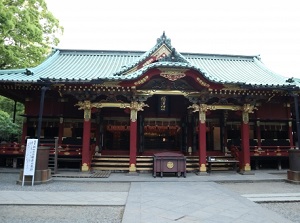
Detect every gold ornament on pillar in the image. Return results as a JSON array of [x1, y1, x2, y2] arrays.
[[242, 112, 249, 124], [75, 100, 92, 121], [125, 101, 149, 122], [242, 104, 256, 124], [188, 104, 211, 123]]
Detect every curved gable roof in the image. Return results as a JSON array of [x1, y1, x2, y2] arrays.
[[0, 33, 295, 89]]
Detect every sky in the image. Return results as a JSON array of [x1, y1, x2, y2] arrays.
[[46, 0, 300, 78]]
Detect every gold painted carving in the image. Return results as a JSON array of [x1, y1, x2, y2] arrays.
[[125, 101, 149, 122], [160, 96, 166, 111], [188, 104, 211, 113], [199, 112, 206, 123], [127, 101, 149, 111], [242, 104, 256, 113], [188, 104, 209, 123], [134, 76, 149, 86], [76, 100, 92, 110], [76, 100, 92, 121], [242, 112, 249, 124], [242, 104, 256, 124], [196, 77, 210, 88], [160, 68, 186, 81], [160, 73, 186, 81], [188, 104, 254, 114]]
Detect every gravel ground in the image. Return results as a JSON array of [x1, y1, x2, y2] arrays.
[[0, 206, 123, 223], [0, 173, 128, 223], [260, 202, 300, 223], [220, 181, 300, 222]]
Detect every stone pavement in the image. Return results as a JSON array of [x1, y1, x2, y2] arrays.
[[122, 181, 292, 223], [0, 169, 297, 223]]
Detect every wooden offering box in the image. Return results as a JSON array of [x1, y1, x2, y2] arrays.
[[153, 152, 186, 178]]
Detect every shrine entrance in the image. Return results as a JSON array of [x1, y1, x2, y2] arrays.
[[143, 118, 182, 151]]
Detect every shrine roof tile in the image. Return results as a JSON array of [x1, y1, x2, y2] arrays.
[[0, 34, 295, 89]]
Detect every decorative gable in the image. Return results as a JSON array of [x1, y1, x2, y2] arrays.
[[114, 32, 190, 77]]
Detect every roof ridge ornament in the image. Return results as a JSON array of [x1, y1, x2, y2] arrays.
[[24, 69, 33, 76], [157, 31, 171, 45]]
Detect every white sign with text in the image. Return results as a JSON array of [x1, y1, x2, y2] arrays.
[[23, 139, 38, 176]]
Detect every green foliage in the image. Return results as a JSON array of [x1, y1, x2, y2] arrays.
[[0, 95, 24, 127], [0, 110, 21, 141], [0, 96, 24, 141], [0, 0, 63, 69]]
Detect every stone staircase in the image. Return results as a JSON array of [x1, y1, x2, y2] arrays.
[[91, 154, 200, 172]]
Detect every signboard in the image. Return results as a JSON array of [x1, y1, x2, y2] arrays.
[[22, 139, 38, 186]]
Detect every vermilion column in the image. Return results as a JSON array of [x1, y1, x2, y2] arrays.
[[128, 101, 148, 172], [198, 104, 208, 173], [81, 101, 92, 172], [129, 114, 138, 172], [241, 106, 251, 172]]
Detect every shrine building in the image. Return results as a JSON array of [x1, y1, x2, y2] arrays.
[[0, 33, 299, 174]]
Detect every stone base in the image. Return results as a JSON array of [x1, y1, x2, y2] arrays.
[[17, 169, 52, 185], [238, 170, 255, 175], [125, 172, 139, 176], [287, 170, 300, 184], [197, 171, 209, 176]]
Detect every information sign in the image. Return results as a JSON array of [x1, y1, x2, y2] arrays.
[[22, 139, 38, 186]]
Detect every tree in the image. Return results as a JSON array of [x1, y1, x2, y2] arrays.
[[0, 96, 24, 127], [0, 0, 63, 69], [0, 110, 21, 141]]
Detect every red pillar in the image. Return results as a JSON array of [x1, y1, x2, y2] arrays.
[[81, 105, 92, 171], [129, 109, 138, 172], [198, 106, 207, 173], [199, 119, 207, 172], [129, 118, 137, 171], [241, 111, 251, 172]]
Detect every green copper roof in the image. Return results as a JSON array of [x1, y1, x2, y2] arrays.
[[0, 33, 295, 88]]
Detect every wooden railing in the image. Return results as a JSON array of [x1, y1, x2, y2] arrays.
[[250, 145, 295, 157], [0, 143, 24, 155]]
